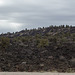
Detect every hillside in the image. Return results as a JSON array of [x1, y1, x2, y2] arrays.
[[0, 25, 75, 72]]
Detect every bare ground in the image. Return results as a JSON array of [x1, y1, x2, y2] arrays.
[[0, 72, 75, 75]]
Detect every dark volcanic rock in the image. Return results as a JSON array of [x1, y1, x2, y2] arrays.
[[0, 25, 75, 72]]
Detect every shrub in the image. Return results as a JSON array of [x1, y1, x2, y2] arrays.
[[49, 36, 57, 43], [0, 37, 10, 49], [37, 39, 49, 48]]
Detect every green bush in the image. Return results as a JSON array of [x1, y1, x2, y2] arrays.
[[0, 37, 10, 49], [49, 36, 57, 43], [37, 39, 49, 48]]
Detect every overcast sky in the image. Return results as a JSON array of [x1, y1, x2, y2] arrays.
[[0, 0, 75, 33]]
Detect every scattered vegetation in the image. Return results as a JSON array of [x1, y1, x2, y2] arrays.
[[0, 25, 75, 72], [0, 37, 10, 50]]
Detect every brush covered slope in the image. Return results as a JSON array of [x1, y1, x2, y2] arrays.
[[0, 25, 75, 72]]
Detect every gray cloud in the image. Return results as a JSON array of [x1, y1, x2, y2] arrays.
[[0, 0, 75, 33]]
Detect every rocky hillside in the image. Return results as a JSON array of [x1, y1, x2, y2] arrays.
[[0, 25, 75, 72]]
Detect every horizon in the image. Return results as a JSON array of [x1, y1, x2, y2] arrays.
[[0, 0, 75, 33], [0, 25, 75, 34]]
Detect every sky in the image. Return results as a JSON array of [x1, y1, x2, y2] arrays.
[[0, 0, 75, 33]]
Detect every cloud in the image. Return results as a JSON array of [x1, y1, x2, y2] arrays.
[[0, 0, 75, 33], [0, 20, 23, 33], [0, 0, 13, 6]]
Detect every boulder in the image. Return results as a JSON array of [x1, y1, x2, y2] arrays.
[[70, 58, 75, 67], [48, 56, 53, 59], [40, 64, 44, 67], [59, 56, 65, 61]]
